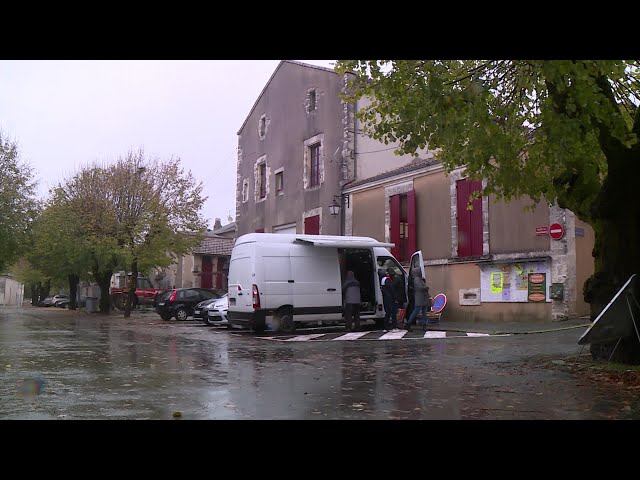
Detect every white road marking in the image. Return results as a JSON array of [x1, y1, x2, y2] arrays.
[[284, 334, 326, 342], [334, 332, 369, 341], [379, 330, 408, 340], [423, 331, 447, 338], [466, 332, 491, 337]]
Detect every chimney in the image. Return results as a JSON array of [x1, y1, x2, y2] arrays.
[[213, 218, 222, 230]]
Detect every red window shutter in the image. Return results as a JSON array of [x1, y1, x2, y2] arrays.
[[456, 180, 471, 257], [390, 194, 401, 259], [469, 180, 483, 256], [304, 215, 320, 235], [407, 189, 416, 259]]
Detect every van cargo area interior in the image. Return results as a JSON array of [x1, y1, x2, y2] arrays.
[[338, 248, 376, 314]]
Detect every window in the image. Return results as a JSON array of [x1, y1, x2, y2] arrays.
[[258, 162, 266, 199], [275, 171, 283, 195], [389, 190, 416, 262], [242, 178, 249, 203], [308, 89, 316, 111], [304, 215, 320, 235], [309, 144, 320, 187], [456, 179, 483, 257]]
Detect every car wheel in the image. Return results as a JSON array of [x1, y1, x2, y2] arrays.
[[175, 308, 188, 321], [226, 322, 233, 329], [203, 316, 214, 326], [276, 308, 295, 334], [160, 312, 172, 321]]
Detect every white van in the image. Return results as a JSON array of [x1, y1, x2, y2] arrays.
[[227, 233, 424, 333]]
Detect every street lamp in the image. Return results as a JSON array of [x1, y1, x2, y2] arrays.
[[329, 196, 341, 216]]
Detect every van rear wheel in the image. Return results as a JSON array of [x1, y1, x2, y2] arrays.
[[277, 309, 295, 334]]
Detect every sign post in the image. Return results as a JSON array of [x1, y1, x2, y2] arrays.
[[549, 223, 564, 240]]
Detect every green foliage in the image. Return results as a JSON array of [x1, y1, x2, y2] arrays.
[[336, 60, 639, 223], [0, 132, 38, 273], [40, 149, 208, 283]]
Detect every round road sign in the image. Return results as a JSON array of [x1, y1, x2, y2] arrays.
[[549, 223, 564, 240], [431, 293, 447, 313]]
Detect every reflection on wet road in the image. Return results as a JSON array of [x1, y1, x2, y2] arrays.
[[1, 306, 638, 419]]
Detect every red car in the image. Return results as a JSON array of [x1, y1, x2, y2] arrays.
[[111, 276, 165, 309]]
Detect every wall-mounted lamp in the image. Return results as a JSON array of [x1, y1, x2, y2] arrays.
[[329, 195, 349, 216], [329, 196, 341, 216]]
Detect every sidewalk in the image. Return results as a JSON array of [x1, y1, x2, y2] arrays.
[[424, 316, 591, 335]]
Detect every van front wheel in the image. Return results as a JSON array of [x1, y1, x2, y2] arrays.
[[277, 309, 295, 334]]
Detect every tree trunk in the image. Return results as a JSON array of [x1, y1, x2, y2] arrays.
[[37, 279, 51, 303], [94, 270, 113, 314], [68, 274, 79, 310], [585, 148, 640, 363], [30, 284, 37, 305], [124, 259, 138, 318]]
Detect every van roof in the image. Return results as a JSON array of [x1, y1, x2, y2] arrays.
[[235, 233, 394, 249]]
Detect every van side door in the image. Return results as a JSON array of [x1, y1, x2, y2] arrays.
[[289, 245, 342, 321]]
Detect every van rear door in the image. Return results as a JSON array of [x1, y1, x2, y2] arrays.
[[228, 246, 254, 312]]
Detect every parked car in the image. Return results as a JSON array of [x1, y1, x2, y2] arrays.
[[205, 294, 230, 327], [111, 276, 164, 310], [39, 294, 68, 307], [155, 288, 220, 321], [57, 298, 71, 308], [193, 295, 222, 321], [54, 295, 69, 307]]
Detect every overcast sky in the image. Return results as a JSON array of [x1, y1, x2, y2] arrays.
[[0, 60, 336, 229]]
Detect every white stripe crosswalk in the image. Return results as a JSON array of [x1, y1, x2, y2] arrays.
[[255, 330, 507, 342]]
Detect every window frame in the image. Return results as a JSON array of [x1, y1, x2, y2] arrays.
[[309, 143, 320, 188]]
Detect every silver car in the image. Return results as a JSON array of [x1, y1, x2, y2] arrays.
[[205, 294, 230, 327]]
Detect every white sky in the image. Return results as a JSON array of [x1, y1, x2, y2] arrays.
[[0, 60, 336, 229]]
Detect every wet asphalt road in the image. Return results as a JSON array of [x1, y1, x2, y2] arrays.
[[1, 306, 638, 420]]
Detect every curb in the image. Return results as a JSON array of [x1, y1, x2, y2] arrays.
[[424, 323, 591, 336]]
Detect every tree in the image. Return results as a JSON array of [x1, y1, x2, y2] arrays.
[[107, 150, 207, 317], [336, 60, 640, 362], [57, 165, 126, 314], [54, 151, 207, 316], [0, 132, 38, 273], [28, 190, 94, 310]]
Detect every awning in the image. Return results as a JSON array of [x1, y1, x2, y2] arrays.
[[294, 238, 395, 249]]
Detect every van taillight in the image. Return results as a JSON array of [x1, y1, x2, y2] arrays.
[[252, 284, 260, 310], [169, 290, 177, 302]]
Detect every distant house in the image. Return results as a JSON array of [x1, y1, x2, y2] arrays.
[[153, 218, 236, 292], [0, 274, 25, 306]]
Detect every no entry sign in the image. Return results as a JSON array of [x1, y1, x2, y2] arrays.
[[549, 223, 564, 240]]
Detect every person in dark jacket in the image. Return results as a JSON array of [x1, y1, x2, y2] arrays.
[[381, 268, 397, 331], [406, 270, 430, 332], [391, 268, 407, 326], [342, 270, 361, 332]]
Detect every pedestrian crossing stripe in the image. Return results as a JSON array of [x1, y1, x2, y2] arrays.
[[255, 330, 510, 342]]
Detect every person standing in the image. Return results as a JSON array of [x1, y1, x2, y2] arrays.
[[381, 269, 396, 332], [342, 270, 361, 332], [391, 268, 407, 328], [406, 270, 430, 332]]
